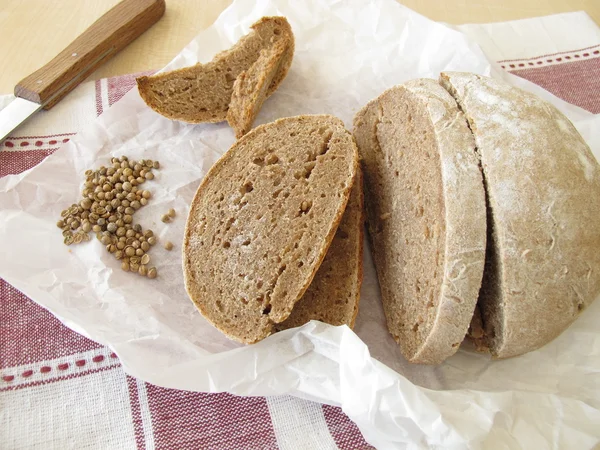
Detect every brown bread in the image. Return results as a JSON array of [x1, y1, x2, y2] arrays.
[[183, 115, 358, 344], [276, 167, 365, 331], [353, 79, 487, 364], [441, 72, 600, 359], [137, 16, 294, 127]]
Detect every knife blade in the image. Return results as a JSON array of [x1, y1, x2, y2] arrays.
[[0, 0, 165, 146]]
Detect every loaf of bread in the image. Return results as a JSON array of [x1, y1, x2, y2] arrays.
[[440, 72, 600, 359], [353, 79, 487, 364], [183, 115, 358, 343], [276, 167, 364, 331], [137, 16, 294, 134], [355, 73, 600, 363]]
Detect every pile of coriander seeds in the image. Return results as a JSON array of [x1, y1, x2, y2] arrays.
[[57, 156, 161, 279]]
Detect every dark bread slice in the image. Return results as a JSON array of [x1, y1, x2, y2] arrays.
[[353, 79, 487, 364], [227, 40, 289, 138], [137, 16, 294, 125], [183, 115, 358, 344], [276, 167, 364, 331], [441, 72, 600, 359]]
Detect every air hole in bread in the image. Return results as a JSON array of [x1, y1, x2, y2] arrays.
[[412, 323, 419, 332], [256, 280, 263, 289], [225, 73, 235, 84], [266, 154, 279, 165], [262, 304, 272, 315], [252, 157, 265, 166], [278, 264, 287, 275], [274, 28, 281, 35], [241, 181, 254, 194], [272, 188, 283, 198], [242, 238, 251, 246], [223, 241, 231, 249], [304, 162, 316, 179], [240, 297, 248, 304], [297, 261, 304, 268]]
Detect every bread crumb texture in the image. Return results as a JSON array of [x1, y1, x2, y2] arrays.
[[183, 115, 358, 344]]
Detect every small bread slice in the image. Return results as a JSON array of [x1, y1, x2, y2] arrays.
[[441, 72, 600, 359], [183, 115, 358, 344], [276, 167, 364, 331], [137, 16, 293, 125], [227, 40, 289, 138], [353, 79, 487, 364]]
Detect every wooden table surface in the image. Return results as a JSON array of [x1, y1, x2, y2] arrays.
[[1, 0, 598, 95]]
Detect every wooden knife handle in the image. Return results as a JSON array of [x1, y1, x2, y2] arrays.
[[14, 0, 165, 110]]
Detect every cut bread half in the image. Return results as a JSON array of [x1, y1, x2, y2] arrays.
[[441, 72, 600, 359], [137, 16, 294, 127], [276, 167, 365, 331], [183, 115, 358, 344], [353, 79, 487, 364]]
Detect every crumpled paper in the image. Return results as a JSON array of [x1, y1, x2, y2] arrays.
[[1, 0, 599, 447]]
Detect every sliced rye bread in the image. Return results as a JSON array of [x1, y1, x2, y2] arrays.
[[137, 16, 294, 125], [353, 79, 487, 364], [440, 72, 600, 359], [183, 115, 358, 344], [276, 167, 365, 331], [227, 40, 289, 138]]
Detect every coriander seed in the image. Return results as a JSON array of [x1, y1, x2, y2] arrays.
[[164, 241, 173, 251]]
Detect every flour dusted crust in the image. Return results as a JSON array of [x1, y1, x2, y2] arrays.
[[441, 72, 600, 359], [353, 79, 486, 364], [183, 115, 358, 344]]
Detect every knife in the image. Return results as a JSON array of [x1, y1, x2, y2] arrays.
[[0, 0, 166, 144]]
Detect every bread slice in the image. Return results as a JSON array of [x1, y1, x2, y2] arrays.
[[227, 40, 289, 138], [440, 72, 600, 359], [137, 16, 294, 125], [276, 167, 364, 331], [353, 79, 487, 364], [183, 115, 358, 344]]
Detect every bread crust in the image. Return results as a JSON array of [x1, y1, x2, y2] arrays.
[[441, 72, 600, 359]]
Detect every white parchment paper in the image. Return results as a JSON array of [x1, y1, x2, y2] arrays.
[[1, 0, 600, 447]]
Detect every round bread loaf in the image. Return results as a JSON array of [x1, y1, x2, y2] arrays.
[[441, 72, 600, 359]]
